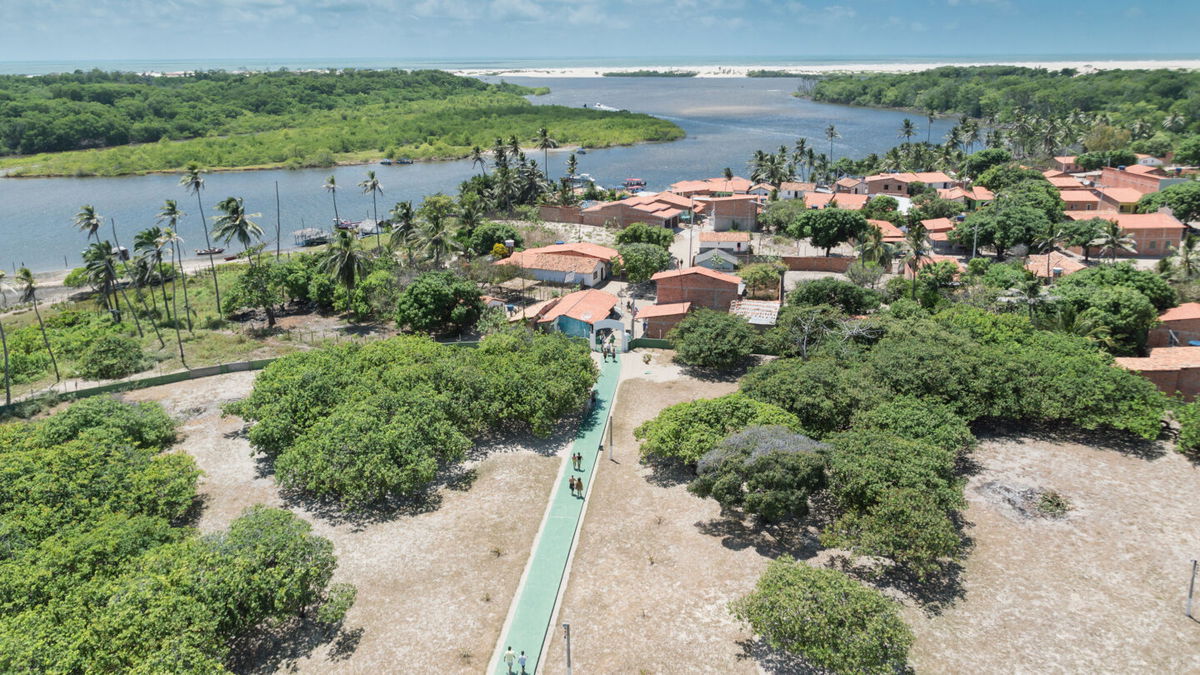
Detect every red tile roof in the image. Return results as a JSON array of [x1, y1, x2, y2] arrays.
[[1115, 347, 1200, 372], [700, 230, 752, 242], [651, 266, 742, 286], [1123, 165, 1166, 176], [868, 219, 905, 241], [1063, 212, 1185, 230], [1024, 252, 1087, 278], [537, 242, 620, 260], [1098, 187, 1146, 204], [1159, 303, 1200, 323], [920, 217, 956, 232], [637, 302, 691, 318], [866, 171, 955, 185], [779, 181, 816, 192], [1060, 190, 1102, 203], [804, 192, 870, 210], [538, 289, 619, 325], [1048, 176, 1084, 189], [668, 176, 754, 194], [503, 251, 603, 274]]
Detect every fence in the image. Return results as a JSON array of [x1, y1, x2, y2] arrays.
[[778, 256, 858, 273]]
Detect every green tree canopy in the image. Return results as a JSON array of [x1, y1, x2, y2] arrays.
[[634, 393, 801, 465], [789, 277, 881, 314], [614, 243, 671, 283], [614, 221, 674, 248], [668, 309, 757, 370], [394, 270, 484, 335], [1136, 181, 1200, 223], [789, 208, 869, 256]]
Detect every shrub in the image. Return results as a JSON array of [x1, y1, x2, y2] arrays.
[[77, 334, 148, 380], [822, 488, 963, 580], [850, 396, 974, 455], [1175, 401, 1200, 457], [634, 393, 801, 465], [669, 309, 756, 369], [690, 425, 828, 522], [37, 397, 176, 449], [789, 277, 881, 314], [742, 357, 885, 438], [731, 556, 913, 674], [468, 221, 523, 257], [826, 429, 962, 514], [394, 271, 484, 335], [614, 221, 673, 248], [614, 242, 671, 283]]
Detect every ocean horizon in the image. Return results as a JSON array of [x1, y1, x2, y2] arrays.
[[3, 53, 1200, 76]]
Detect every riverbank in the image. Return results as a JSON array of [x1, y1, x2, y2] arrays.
[[453, 58, 1200, 78]]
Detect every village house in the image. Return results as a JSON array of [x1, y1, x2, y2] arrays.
[[693, 248, 739, 272], [1063, 211, 1186, 257], [834, 177, 869, 194], [637, 302, 691, 339], [652, 266, 743, 311], [778, 181, 816, 200], [920, 217, 959, 251], [668, 176, 754, 197], [1098, 164, 1186, 195], [868, 218, 905, 243], [803, 192, 870, 210], [1053, 156, 1083, 173], [1059, 189, 1103, 212], [498, 242, 619, 287], [1115, 347, 1200, 400], [937, 185, 993, 210], [696, 194, 761, 231], [1136, 153, 1165, 167], [1148, 303, 1200, 348], [698, 230, 752, 254], [865, 171, 957, 196], [1024, 251, 1087, 281], [579, 192, 692, 228], [1095, 186, 1146, 213], [537, 288, 620, 339], [1047, 175, 1085, 190], [747, 183, 776, 198]]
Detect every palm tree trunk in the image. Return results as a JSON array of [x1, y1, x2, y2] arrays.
[[372, 192, 381, 250], [168, 249, 188, 369], [31, 297, 59, 382], [0, 318, 10, 406], [137, 280, 166, 349], [106, 222, 145, 338], [195, 193, 222, 319], [174, 242, 195, 335]]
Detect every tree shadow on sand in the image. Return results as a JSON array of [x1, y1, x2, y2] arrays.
[[695, 517, 823, 561], [226, 617, 363, 674], [734, 638, 835, 675], [972, 421, 1169, 461]]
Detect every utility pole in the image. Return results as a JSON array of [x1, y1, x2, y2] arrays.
[[275, 181, 282, 260], [1188, 559, 1197, 619], [562, 622, 573, 675]]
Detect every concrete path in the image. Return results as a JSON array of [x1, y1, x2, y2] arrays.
[[491, 355, 622, 674]]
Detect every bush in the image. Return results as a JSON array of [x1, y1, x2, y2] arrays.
[[789, 277, 880, 314], [1176, 401, 1200, 457], [822, 487, 963, 580], [77, 334, 148, 380], [614, 221, 673, 248], [731, 556, 913, 674], [468, 221, 523, 257], [63, 267, 90, 288], [614, 242, 671, 282], [37, 397, 176, 449], [742, 357, 885, 438], [850, 396, 974, 455], [826, 429, 962, 514], [689, 425, 827, 522], [394, 271, 483, 335], [669, 309, 756, 369], [634, 393, 801, 465]]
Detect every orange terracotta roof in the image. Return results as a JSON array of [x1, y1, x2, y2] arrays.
[[1098, 187, 1146, 204], [1123, 165, 1165, 176], [501, 251, 603, 274], [1055, 155, 1077, 164], [700, 230, 751, 242], [1043, 169, 1068, 178], [636, 302, 691, 318], [779, 181, 815, 192], [537, 242, 620, 260], [1160, 303, 1200, 322], [1115, 347, 1200, 372], [668, 176, 754, 194], [1048, 176, 1084, 189], [1024, 252, 1087, 278], [836, 177, 863, 187], [920, 217, 956, 232], [868, 219, 905, 241], [929, 231, 950, 242], [972, 186, 994, 201], [749, 183, 776, 193], [1060, 190, 1102, 203], [804, 192, 870, 210], [652, 266, 742, 286], [537, 289, 619, 325], [1063, 212, 1185, 230], [866, 171, 955, 184]]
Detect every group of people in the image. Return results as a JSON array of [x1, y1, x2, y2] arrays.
[[568, 451, 586, 497], [502, 646, 527, 674]]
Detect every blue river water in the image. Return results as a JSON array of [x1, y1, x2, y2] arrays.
[[0, 76, 959, 272]]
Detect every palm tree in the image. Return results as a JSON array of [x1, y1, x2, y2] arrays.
[[180, 163, 221, 317], [565, 153, 578, 181], [157, 229, 188, 368], [74, 204, 104, 243], [898, 118, 916, 144], [856, 224, 896, 268], [212, 197, 264, 261], [1168, 231, 1200, 281], [324, 174, 340, 226], [1035, 304, 1118, 351], [507, 135, 521, 162], [1003, 278, 1056, 321], [389, 201, 416, 261], [1163, 113, 1187, 133], [535, 127, 557, 180], [458, 196, 485, 236], [320, 229, 370, 296], [157, 200, 193, 334], [358, 170, 384, 249], [470, 145, 489, 176], [491, 137, 509, 170], [900, 223, 932, 299], [74, 205, 118, 319], [417, 220, 462, 266], [824, 124, 840, 168], [1091, 219, 1136, 262], [723, 167, 734, 183], [135, 227, 176, 344], [16, 268, 59, 382]]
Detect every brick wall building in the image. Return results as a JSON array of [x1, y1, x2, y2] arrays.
[[652, 267, 743, 311]]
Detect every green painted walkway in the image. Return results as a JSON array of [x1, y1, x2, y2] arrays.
[[493, 355, 621, 674]]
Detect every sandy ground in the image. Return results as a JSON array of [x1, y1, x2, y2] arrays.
[[540, 351, 1200, 674], [453, 60, 1200, 79], [121, 371, 571, 674]]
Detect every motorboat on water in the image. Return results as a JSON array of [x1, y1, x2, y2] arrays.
[[195, 247, 225, 256]]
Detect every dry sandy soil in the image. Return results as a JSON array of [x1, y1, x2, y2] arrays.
[[122, 371, 572, 674], [542, 350, 1200, 674]]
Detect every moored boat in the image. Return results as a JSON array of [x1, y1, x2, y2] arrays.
[[195, 247, 225, 256]]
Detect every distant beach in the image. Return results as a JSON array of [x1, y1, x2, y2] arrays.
[[452, 59, 1200, 79]]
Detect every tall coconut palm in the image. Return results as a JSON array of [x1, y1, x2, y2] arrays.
[[358, 170, 384, 249], [324, 174, 340, 226], [180, 162, 221, 316], [492, 137, 509, 171], [1163, 113, 1187, 133], [535, 127, 557, 180], [470, 146, 488, 176], [507, 135, 521, 163], [565, 153, 578, 181], [134, 227, 176, 342], [389, 201, 416, 261], [856, 224, 896, 268], [320, 229, 370, 296], [900, 223, 932, 300], [0, 271, 10, 405], [157, 200, 193, 334], [74, 205, 116, 318], [898, 118, 916, 144], [417, 220, 462, 266], [212, 197, 264, 261], [1091, 220, 1136, 262], [16, 268, 59, 382], [824, 124, 840, 170], [1168, 231, 1200, 281], [157, 229, 188, 368]]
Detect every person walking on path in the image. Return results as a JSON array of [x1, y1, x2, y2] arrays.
[[518, 650, 528, 674], [503, 646, 516, 674]]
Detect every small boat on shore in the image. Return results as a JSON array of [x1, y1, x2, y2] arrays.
[[195, 247, 224, 256], [395, 158, 414, 165], [379, 158, 393, 165]]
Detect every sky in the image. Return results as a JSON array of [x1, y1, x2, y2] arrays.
[[1, 0, 1197, 66]]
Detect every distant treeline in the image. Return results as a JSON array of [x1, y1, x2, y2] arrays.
[[746, 70, 801, 78], [602, 70, 698, 77], [809, 66, 1200, 128], [0, 68, 683, 176]]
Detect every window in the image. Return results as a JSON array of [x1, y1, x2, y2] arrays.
[[1149, 240, 1157, 250]]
